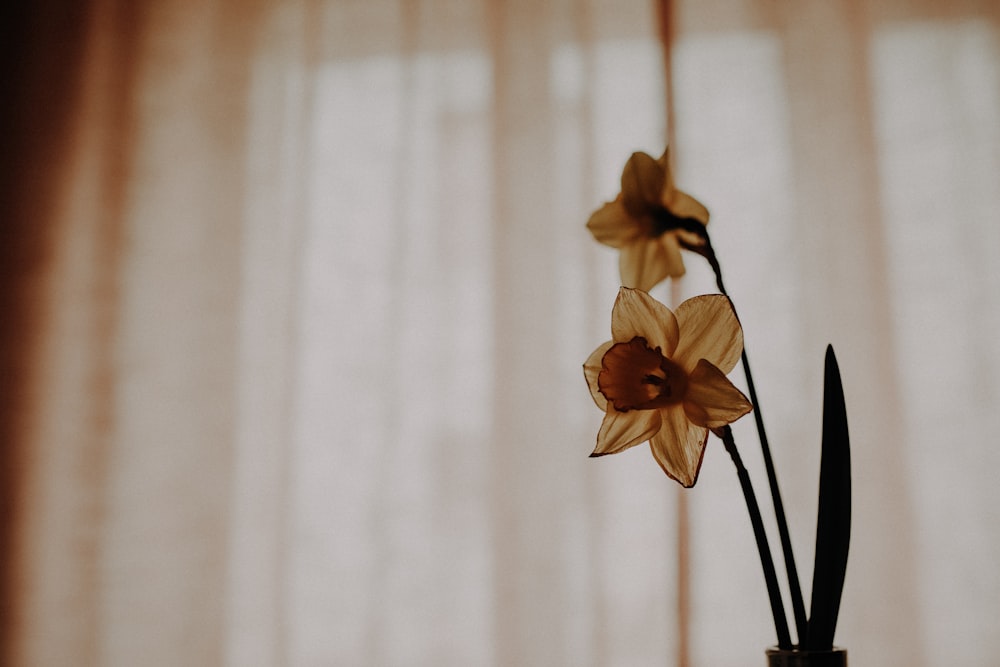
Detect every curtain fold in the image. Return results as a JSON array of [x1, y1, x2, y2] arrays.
[[673, 1, 1000, 664], [2, 1, 264, 664], [2, 1, 998, 666], [1, 3, 106, 663]]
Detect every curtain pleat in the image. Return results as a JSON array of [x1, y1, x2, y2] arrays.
[[673, 1, 1000, 664], [1, 3, 107, 664]]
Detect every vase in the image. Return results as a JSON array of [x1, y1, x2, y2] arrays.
[[766, 647, 847, 666]]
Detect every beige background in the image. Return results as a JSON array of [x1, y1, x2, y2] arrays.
[[3, 0, 998, 665]]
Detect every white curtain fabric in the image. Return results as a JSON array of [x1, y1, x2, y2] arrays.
[[6, 0, 999, 665]]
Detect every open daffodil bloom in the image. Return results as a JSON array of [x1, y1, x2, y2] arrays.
[[586, 149, 709, 291], [584, 288, 752, 486]]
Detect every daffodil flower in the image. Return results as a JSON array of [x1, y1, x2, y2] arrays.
[[587, 149, 709, 291], [583, 288, 752, 486]]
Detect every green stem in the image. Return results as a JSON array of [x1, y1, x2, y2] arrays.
[[737, 348, 808, 643], [676, 220, 808, 643], [717, 426, 792, 649]]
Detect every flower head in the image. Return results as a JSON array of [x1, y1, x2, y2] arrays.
[[587, 148, 709, 291], [583, 288, 752, 486]]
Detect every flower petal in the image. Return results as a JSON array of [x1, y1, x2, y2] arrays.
[[591, 407, 662, 457], [672, 294, 743, 373], [659, 234, 687, 278], [621, 152, 665, 217], [583, 341, 614, 410], [656, 148, 678, 197], [610, 287, 679, 356], [587, 197, 643, 249], [655, 147, 672, 171], [683, 359, 753, 428], [654, 147, 710, 226], [619, 239, 674, 292], [648, 405, 709, 487], [664, 189, 710, 224]]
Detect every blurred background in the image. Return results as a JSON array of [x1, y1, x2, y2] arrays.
[[2, 0, 998, 665]]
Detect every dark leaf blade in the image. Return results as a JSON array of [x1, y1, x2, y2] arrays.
[[806, 345, 852, 650]]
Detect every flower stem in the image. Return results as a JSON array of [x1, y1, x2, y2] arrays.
[[678, 221, 808, 643], [737, 349, 808, 643], [716, 425, 792, 649]]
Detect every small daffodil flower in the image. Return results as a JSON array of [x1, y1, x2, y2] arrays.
[[583, 288, 752, 486], [587, 148, 709, 291]]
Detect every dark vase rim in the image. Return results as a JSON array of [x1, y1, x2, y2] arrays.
[[766, 646, 847, 654], [765, 646, 847, 667]]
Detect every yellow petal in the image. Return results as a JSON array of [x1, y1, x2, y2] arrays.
[[683, 359, 753, 428], [665, 189, 710, 224], [619, 239, 675, 292], [621, 152, 665, 217], [591, 407, 662, 457], [672, 294, 743, 374], [587, 197, 643, 249], [654, 146, 710, 225], [659, 234, 687, 278], [583, 341, 614, 410], [656, 147, 678, 199], [655, 146, 672, 171], [648, 405, 709, 487], [610, 287, 679, 356]]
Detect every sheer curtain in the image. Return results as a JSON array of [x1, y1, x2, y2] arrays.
[[2, 1, 998, 666], [672, 3, 1000, 665]]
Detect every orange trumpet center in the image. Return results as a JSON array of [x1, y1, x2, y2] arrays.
[[598, 336, 688, 411]]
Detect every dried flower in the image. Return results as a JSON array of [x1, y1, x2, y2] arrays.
[[583, 288, 751, 486], [586, 149, 709, 291]]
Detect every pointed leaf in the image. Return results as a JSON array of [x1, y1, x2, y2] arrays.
[[806, 345, 852, 650]]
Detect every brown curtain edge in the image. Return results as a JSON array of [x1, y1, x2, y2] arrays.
[[0, 2, 95, 658]]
